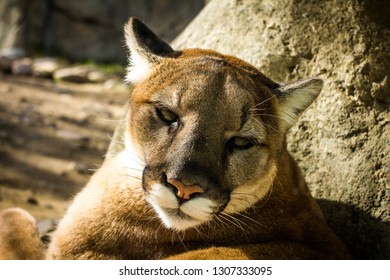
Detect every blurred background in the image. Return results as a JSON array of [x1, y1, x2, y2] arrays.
[[0, 0, 204, 62]]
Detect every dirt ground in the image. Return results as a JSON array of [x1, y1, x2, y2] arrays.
[[0, 74, 129, 223]]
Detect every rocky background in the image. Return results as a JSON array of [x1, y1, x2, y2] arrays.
[[1, 0, 389, 259], [0, 0, 204, 63]]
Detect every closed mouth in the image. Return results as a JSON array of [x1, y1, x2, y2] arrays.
[[164, 208, 198, 221], [146, 181, 219, 230]]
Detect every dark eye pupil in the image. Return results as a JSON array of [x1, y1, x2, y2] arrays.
[[229, 137, 254, 150], [156, 108, 178, 124]]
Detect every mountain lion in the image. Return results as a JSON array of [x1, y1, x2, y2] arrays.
[[0, 18, 350, 260]]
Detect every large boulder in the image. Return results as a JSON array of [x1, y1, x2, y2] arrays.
[[0, 0, 204, 63], [171, 0, 389, 259]]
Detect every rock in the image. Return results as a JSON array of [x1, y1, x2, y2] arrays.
[[37, 219, 58, 235], [0, 48, 25, 71], [82, 103, 113, 119], [0, 130, 8, 140], [26, 197, 39, 205], [60, 161, 77, 176], [74, 163, 91, 175], [103, 78, 122, 90], [32, 57, 62, 78], [38, 218, 59, 244], [3, 85, 13, 94], [53, 66, 90, 83], [11, 57, 33, 75], [87, 70, 107, 83], [53, 66, 109, 83], [56, 129, 90, 149], [0, 0, 204, 63], [56, 129, 88, 142]]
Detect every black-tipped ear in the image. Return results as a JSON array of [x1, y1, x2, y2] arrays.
[[273, 78, 323, 128], [124, 17, 175, 83]]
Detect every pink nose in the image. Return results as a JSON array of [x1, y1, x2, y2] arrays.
[[167, 178, 204, 200]]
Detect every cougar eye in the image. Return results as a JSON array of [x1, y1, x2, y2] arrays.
[[155, 107, 178, 125], [228, 137, 255, 150]]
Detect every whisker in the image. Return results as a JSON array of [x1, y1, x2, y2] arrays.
[[217, 213, 244, 232], [219, 212, 254, 233], [121, 150, 145, 166], [212, 215, 230, 229], [102, 166, 143, 174], [193, 226, 209, 241], [99, 169, 142, 181], [250, 94, 275, 109], [120, 166, 144, 172], [234, 212, 269, 229], [248, 107, 267, 112], [175, 230, 189, 251], [251, 116, 280, 135], [252, 183, 274, 211], [107, 134, 126, 145], [252, 113, 286, 121], [154, 221, 164, 240], [274, 174, 283, 190]]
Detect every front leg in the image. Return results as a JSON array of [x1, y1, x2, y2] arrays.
[[0, 208, 45, 260], [165, 241, 350, 260], [165, 246, 250, 260]]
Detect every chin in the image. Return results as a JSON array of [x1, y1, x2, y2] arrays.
[[147, 183, 216, 231]]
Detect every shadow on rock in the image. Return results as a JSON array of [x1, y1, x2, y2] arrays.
[[317, 198, 389, 259]]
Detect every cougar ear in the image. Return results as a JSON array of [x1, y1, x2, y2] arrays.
[[124, 17, 175, 83], [273, 78, 323, 128]]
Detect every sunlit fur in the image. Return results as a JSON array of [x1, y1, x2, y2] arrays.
[[0, 208, 44, 260], [124, 23, 153, 83]]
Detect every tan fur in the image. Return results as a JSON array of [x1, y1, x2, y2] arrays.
[[0, 18, 350, 260], [0, 208, 44, 259]]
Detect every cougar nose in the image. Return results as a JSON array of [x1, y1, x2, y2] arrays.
[[167, 178, 204, 200]]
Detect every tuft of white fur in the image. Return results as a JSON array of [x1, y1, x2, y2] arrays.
[[124, 23, 153, 84], [124, 49, 153, 84], [180, 198, 215, 221], [149, 183, 178, 209]]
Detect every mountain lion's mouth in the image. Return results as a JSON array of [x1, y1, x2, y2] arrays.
[[164, 208, 201, 225], [147, 183, 216, 231]]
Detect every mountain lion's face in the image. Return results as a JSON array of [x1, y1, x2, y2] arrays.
[[127, 53, 280, 230], [124, 18, 322, 231]]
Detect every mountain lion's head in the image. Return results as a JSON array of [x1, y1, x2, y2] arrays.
[[124, 18, 322, 231]]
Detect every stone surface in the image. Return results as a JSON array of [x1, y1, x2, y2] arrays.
[[87, 70, 106, 83], [0, 1, 23, 50], [0, 0, 204, 63], [11, 57, 33, 75], [53, 66, 90, 83], [170, 0, 389, 259], [0, 48, 25, 71], [32, 57, 63, 78]]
